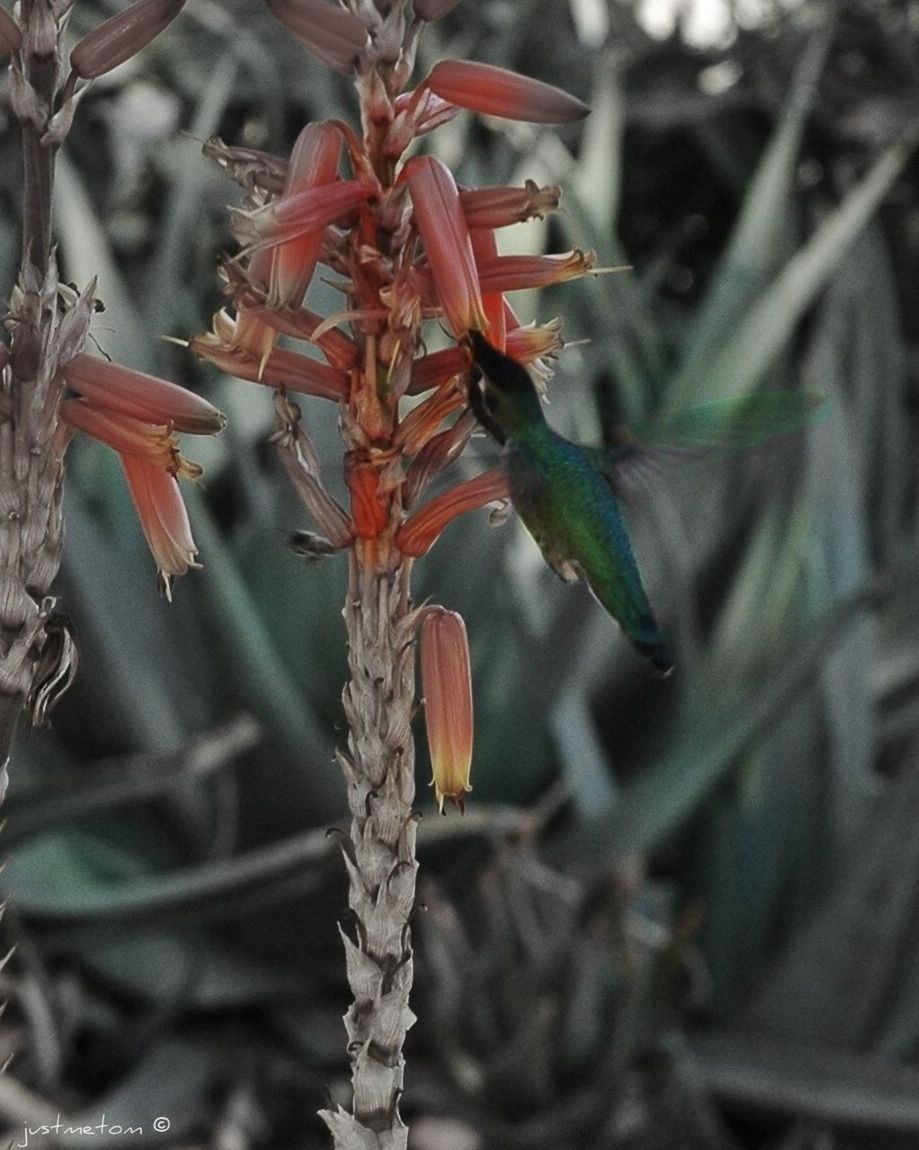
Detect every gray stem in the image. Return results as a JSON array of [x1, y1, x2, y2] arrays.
[[320, 553, 418, 1150]]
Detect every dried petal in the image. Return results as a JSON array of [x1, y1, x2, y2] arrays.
[[265, 0, 368, 73], [404, 156, 487, 336], [272, 393, 353, 547], [421, 608, 473, 814], [0, 6, 21, 55], [426, 59, 589, 124], [121, 454, 199, 598], [396, 467, 510, 557], [70, 0, 186, 79], [62, 353, 226, 434], [403, 409, 477, 507], [505, 317, 563, 362]]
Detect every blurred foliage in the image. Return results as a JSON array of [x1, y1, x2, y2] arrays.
[[1, 0, 919, 1147]]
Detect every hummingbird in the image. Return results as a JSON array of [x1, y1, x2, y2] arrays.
[[467, 330, 675, 674]]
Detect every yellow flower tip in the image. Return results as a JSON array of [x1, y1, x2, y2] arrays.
[[421, 608, 473, 815]]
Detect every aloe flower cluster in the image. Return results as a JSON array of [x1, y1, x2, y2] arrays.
[[195, 0, 591, 805], [190, 1, 592, 1144]]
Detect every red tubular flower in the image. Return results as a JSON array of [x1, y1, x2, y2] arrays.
[[470, 227, 506, 349], [269, 122, 343, 308], [476, 249, 597, 293], [396, 468, 510, 557], [190, 323, 350, 401], [61, 399, 201, 479], [407, 345, 469, 396], [420, 608, 473, 814], [460, 182, 561, 229], [61, 353, 226, 434], [70, 0, 186, 79], [234, 179, 373, 249], [120, 454, 199, 599], [264, 0, 368, 73], [248, 306, 359, 372], [426, 59, 590, 124], [403, 156, 488, 337]]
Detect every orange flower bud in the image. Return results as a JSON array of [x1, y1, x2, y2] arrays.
[[404, 156, 488, 337], [505, 318, 563, 363], [269, 122, 343, 308], [421, 608, 473, 814], [426, 59, 590, 124], [70, 0, 186, 79]]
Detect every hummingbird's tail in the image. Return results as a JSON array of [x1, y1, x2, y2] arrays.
[[629, 621, 675, 678]]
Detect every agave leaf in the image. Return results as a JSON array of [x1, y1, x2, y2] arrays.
[[674, 25, 833, 398], [743, 745, 919, 1047], [692, 1028, 919, 1133], [69, 930, 308, 1008], [605, 584, 874, 861], [2, 824, 332, 927], [61, 1038, 215, 1148], [667, 142, 911, 409]]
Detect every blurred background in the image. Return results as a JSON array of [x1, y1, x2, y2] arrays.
[[1, 0, 918, 1146]]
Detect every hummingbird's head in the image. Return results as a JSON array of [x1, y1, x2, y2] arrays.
[[467, 331, 546, 443]]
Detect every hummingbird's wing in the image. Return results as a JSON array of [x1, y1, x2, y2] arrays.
[[591, 391, 830, 501]]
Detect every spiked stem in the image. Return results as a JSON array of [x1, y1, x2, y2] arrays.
[[320, 554, 417, 1150], [0, 3, 67, 769]]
